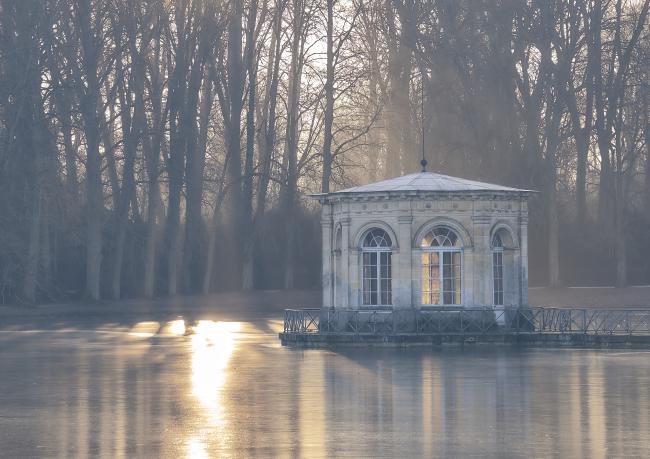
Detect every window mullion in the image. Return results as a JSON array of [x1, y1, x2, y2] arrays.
[[439, 251, 443, 305], [426, 252, 430, 305], [376, 251, 381, 305]]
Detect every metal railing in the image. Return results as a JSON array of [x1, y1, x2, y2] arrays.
[[282, 307, 650, 336], [284, 309, 321, 334], [515, 307, 650, 335]]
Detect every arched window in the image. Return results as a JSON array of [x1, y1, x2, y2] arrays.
[[492, 233, 504, 305], [361, 228, 392, 306], [420, 227, 462, 305]]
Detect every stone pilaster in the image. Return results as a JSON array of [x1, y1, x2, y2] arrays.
[[340, 217, 351, 308], [321, 203, 333, 308], [472, 213, 492, 306], [396, 215, 413, 308], [519, 205, 529, 307]]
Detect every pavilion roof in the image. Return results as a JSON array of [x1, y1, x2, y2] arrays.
[[328, 172, 534, 195]]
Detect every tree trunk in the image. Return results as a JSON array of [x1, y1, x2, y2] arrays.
[[82, 123, 103, 300], [110, 169, 134, 301], [565, 75, 592, 229], [547, 117, 561, 289], [255, 0, 283, 230], [241, 0, 259, 291], [166, 123, 184, 297], [110, 19, 143, 300], [44, 14, 78, 201], [202, 168, 228, 294], [646, 119, 650, 218], [184, 77, 211, 293], [166, 8, 189, 296], [203, 222, 218, 295], [16, 3, 46, 304], [110, 101, 139, 300], [142, 19, 164, 299], [40, 206, 52, 295], [321, 0, 334, 193], [224, 0, 245, 289], [76, 0, 104, 301], [283, 0, 306, 289], [240, 0, 283, 293], [592, 0, 613, 229], [548, 180, 561, 288], [366, 12, 381, 183], [183, 32, 210, 294], [574, 11, 596, 229], [143, 157, 160, 299], [101, 92, 120, 212], [614, 171, 626, 287], [384, 0, 412, 177], [23, 172, 41, 303]]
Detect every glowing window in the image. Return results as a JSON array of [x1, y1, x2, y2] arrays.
[[421, 226, 462, 305]]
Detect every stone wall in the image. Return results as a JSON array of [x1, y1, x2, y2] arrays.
[[321, 191, 529, 309]]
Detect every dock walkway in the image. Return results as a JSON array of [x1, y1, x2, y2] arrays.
[[280, 306, 650, 348]]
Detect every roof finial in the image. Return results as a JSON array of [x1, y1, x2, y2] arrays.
[[420, 76, 427, 172]]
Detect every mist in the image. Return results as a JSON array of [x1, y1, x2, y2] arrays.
[[1, 0, 649, 304]]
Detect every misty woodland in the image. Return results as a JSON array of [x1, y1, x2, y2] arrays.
[[0, 0, 649, 304]]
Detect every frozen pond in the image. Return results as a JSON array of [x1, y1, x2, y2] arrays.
[[1, 308, 650, 457]]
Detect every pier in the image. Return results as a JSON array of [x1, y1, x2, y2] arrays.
[[280, 307, 650, 347]]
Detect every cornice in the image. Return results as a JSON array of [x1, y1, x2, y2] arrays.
[[321, 190, 533, 204]]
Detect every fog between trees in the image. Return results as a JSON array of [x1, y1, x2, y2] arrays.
[[0, 0, 649, 304]]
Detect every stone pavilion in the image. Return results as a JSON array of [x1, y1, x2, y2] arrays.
[[315, 172, 533, 312]]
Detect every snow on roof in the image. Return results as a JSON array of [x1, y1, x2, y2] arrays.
[[330, 172, 533, 194]]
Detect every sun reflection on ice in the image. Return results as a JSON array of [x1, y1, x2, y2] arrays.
[[186, 437, 210, 459], [128, 321, 160, 338], [187, 320, 242, 458], [167, 319, 186, 336]]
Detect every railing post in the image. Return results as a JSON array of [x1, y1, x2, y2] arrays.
[[460, 309, 464, 336], [355, 311, 359, 336], [516, 308, 520, 333]]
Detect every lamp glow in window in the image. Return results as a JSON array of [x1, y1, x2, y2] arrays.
[[420, 226, 462, 305]]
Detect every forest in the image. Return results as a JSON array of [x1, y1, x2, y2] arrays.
[[0, 0, 649, 304]]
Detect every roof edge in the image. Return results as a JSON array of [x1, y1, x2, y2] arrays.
[[330, 172, 536, 194], [312, 188, 536, 203]]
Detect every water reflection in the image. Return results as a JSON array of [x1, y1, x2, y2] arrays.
[[166, 318, 187, 336], [129, 321, 160, 338], [0, 322, 650, 457], [188, 320, 242, 457]]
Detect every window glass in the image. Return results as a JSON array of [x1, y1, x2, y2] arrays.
[[493, 251, 503, 305], [421, 227, 461, 305], [421, 226, 461, 248], [362, 229, 392, 306], [492, 230, 508, 306]]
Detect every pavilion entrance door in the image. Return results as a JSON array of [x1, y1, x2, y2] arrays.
[[362, 251, 392, 306]]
